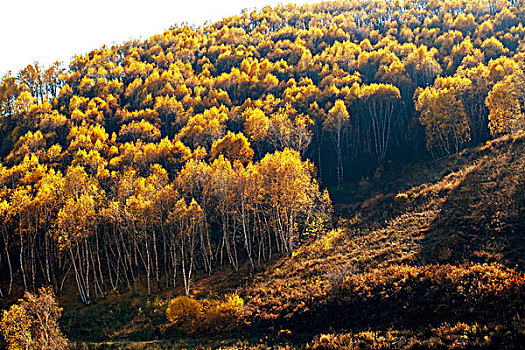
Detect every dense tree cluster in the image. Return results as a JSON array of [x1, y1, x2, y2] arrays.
[[0, 147, 324, 302], [1, 0, 525, 302]]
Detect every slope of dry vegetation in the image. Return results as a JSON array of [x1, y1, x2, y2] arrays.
[[239, 132, 525, 348]]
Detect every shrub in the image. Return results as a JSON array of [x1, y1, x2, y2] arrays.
[[202, 293, 244, 332], [1, 287, 68, 350], [326, 264, 358, 291], [1, 304, 32, 350], [166, 296, 203, 332], [358, 177, 372, 194], [394, 192, 409, 205], [220, 293, 244, 317], [305, 229, 343, 257], [166, 293, 244, 334]]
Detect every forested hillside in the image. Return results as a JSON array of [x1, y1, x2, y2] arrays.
[[1, 0, 525, 348]]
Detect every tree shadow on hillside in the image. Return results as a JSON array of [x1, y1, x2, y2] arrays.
[[416, 139, 525, 271], [275, 145, 525, 336], [244, 139, 525, 346]]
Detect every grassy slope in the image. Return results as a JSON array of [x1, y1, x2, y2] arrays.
[[66, 133, 525, 349], [240, 133, 525, 348]]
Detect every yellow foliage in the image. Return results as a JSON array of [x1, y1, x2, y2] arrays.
[[166, 295, 203, 330], [394, 193, 409, 205], [486, 76, 525, 136], [244, 108, 270, 142], [178, 106, 228, 149], [416, 76, 472, 154], [210, 131, 254, 164], [13, 91, 34, 115], [1, 288, 68, 350], [308, 229, 342, 255], [166, 293, 244, 334], [119, 119, 161, 142], [1, 304, 32, 350]]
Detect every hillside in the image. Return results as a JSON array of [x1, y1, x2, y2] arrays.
[[1, 0, 525, 348], [241, 133, 525, 346], [57, 132, 525, 349]]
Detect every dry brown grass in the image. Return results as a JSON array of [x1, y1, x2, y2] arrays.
[[239, 133, 525, 347]]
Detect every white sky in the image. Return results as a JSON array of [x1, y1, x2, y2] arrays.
[[0, 0, 318, 77]]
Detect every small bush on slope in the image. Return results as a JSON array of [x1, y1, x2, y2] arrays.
[[166, 293, 244, 335]]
